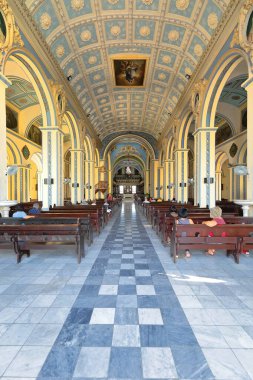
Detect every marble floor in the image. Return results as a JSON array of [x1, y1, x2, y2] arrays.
[[0, 201, 253, 379]]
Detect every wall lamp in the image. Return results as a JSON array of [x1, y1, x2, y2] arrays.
[[179, 182, 187, 187], [44, 178, 54, 184], [72, 183, 79, 188]]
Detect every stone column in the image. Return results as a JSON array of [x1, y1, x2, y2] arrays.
[[40, 127, 64, 209], [70, 149, 84, 204], [168, 159, 175, 200], [37, 170, 43, 201], [0, 74, 17, 215], [193, 128, 216, 208], [145, 169, 150, 195], [18, 165, 30, 202], [242, 78, 253, 200], [175, 149, 188, 203], [164, 160, 169, 200], [215, 170, 222, 201], [152, 159, 159, 198]]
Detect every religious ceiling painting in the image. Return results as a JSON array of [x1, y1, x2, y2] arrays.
[[215, 123, 232, 146], [113, 59, 147, 86]]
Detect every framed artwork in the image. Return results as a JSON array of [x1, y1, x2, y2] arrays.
[[113, 59, 147, 86], [0, 11, 6, 45], [6, 106, 18, 132], [27, 125, 42, 146], [22, 145, 30, 160]]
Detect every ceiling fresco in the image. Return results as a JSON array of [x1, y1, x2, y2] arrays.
[[219, 76, 247, 107], [25, 0, 230, 139], [6, 76, 39, 110], [110, 142, 147, 164]]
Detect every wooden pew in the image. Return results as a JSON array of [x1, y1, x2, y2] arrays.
[[171, 222, 253, 264], [0, 222, 83, 263], [42, 209, 102, 234]]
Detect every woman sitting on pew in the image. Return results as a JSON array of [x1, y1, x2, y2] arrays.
[[176, 208, 194, 258], [202, 206, 226, 255], [12, 205, 34, 219]]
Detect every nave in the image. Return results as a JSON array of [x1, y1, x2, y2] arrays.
[[0, 201, 253, 379]]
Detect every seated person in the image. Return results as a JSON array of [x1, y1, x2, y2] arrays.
[[143, 197, 150, 204], [91, 200, 96, 205], [169, 205, 178, 218], [28, 202, 41, 215], [81, 199, 88, 205], [12, 205, 33, 219], [176, 208, 194, 258], [202, 206, 226, 255], [157, 197, 163, 202]]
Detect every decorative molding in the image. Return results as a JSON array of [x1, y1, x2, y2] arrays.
[[0, 0, 23, 70], [238, 0, 253, 68], [49, 80, 66, 125], [191, 79, 208, 116], [230, 26, 240, 48]]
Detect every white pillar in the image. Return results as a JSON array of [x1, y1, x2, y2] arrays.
[[215, 171, 222, 201], [164, 160, 169, 200], [70, 149, 84, 204], [168, 159, 175, 200], [0, 74, 11, 201], [18, 165, 30, 202], [0, 74, 17, 215], [37, 170, 43, 201], [40, 127, 64, 209], [194, 128, 216, 208], [175, 149, 188, 203], [242, 78, 253, 200]]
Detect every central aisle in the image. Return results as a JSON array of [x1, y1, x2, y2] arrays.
[[39, 201, 213, 379]]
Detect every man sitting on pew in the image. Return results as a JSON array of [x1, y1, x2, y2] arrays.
[[12, 205, 34, 219], [28, 202, 41, 215]]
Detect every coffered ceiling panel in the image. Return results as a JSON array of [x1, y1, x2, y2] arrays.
[[25, 0, 230, 139]]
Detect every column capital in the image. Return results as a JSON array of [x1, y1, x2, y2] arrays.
[[242, 76, 253, 91], [174, 148, 189, 153], [69, 148, 85, 153], [0, 73, 12, 88], [192, 127, 217, 136], [40, 126, 64, 135]]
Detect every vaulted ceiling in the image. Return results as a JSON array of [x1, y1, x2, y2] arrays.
[[24, 0, 230, 140]]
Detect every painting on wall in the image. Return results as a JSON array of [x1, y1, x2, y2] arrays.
[[0, 11, 6, 45], [247, 11, 253, 43], [6, 106, 18, 132], [27, 125, 42, 146], [113, 59, 146, 86], [215, 123, 232, 145]]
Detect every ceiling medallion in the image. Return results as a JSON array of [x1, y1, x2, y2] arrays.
[[93, 74, 101, 81], [80, 30, 91, 41], [40, 13, 52, 30], [76, 85, 81, 91], [168, 30, 180, 41], [154, 86, 162, 93], [178, 83, 184, 91], [162, 55, 171, 64], [110, 25, 121, 37], [56, 45, 65, 57], [140, 26, 151, 37], [176, 0, 189, 10], [172, 95, 178, 103], [207, 12, 219, 29], [185, 67, 192, 75], [194, 44, 203, 56], [142, 0, 153, 5], [88, 55, 97, 64], [71, 0, 84, 11], [158, 73, 166, 80], [97, 87, 104, 94], [67, 68, 74, 76]]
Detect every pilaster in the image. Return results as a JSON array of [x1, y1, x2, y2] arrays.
[[215, 171, 222, 201], [70, 149, 84, 204], [194, 128, 216, 207], [175, 149, 188, 203]]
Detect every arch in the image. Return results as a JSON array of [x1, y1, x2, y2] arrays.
[[238, 141, 247, 164], [201, 49, 249, 129], [63, 111, 82, 150], [30, 152, 43, 172], [215, 151, 229, 172], [178, 111, 194, 149], [103, 134, 155, 162], [84, 135, 94, 162], [166, 136, 175, 160], [6, 137, 23, 165], [3, 47, 57, 126]]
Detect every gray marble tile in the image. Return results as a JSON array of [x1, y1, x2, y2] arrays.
[[112, 325, 140, 347], [192, 325, 229, 348], [74, 347, 110, 378], [233, 349, 253, 379], [17, 307, 48, 324], [0, 346, 21, 376], [40, 308, 70, 324], [5, 346, 51, 377], [203, 348, 250, 380], [0, 323, 35, 345], [219, 325, 253, 348], [25, 324, 62, 346], [142, 347, 178, 378], [109, 347, 142, 379]]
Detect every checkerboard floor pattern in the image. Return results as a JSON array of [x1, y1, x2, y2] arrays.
[[37, 202, 213, 379]]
